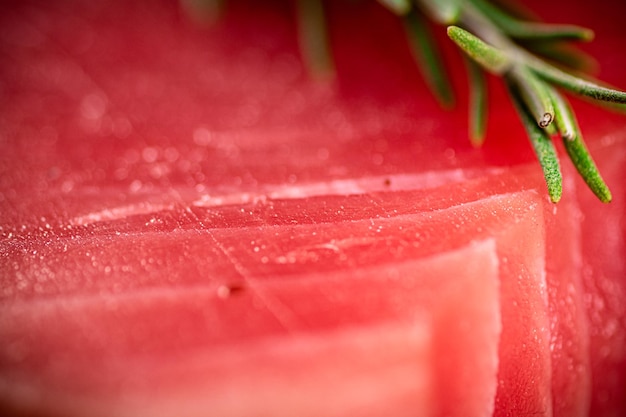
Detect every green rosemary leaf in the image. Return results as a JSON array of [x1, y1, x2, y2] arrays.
[[519, 40, 597, 72], [296, 0, 334, 79], [507, 81, 563, 203], [468, 0, 593, 42], [447, 26, 510, 75], [550, 88, 613, 202], [465, 57, 488, 146], [404, 9, 455, 107], [527, 57, 626, 103], [508, 66, 555, 128], [504, 23, 593, 42], [377, 0, 412, 16]]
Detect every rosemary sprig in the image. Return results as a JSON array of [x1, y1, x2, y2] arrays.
[[382, 0, 623, 203]]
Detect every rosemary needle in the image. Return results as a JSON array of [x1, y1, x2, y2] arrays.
[[507, 81, 563, 203], [468, 0, 594, 42], [447, 26, 510, 75], [465, 57, 488, 146], [527, 57, 626, 103], [509, 66, 555, 128], [520, 41, 597, 73], [404, 9, 455, 108]]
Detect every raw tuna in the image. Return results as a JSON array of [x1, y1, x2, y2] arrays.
[[0, 0, 624, 416]]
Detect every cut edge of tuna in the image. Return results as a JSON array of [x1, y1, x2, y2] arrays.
[[0, 239, 502, 417]]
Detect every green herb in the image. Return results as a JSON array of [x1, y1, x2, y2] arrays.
[[408, 0, 623, 203], [301, 0, 624, 203]]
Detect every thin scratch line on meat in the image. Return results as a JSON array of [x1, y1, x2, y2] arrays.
[[170, 184, 302, 333], [182, 206, 301, 332]]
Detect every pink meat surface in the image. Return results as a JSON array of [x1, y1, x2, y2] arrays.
[[0, 0, 625, 416]]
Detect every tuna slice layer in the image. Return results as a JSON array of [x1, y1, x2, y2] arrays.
[[1, 182, 560, 417]]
